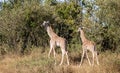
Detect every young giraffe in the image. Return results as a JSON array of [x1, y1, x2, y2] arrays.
[[78, 26, 99, 66], [42, 21, 69, 65]]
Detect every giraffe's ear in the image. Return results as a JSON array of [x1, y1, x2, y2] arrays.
[[42, 21, 45, 26], [78, 27, 81, 32], [79, 25, 83, 29], [43, 21, 46, 23], [47, 21, 49, 23], [79, 25, 81, 28], [82, 27, 85, 29]]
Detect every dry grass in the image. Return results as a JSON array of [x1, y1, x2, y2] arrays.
[[0, 48, 120, 73]]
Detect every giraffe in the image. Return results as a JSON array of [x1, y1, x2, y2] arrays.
[[42, 21, 69, 65], [78, 26, 99, 66]]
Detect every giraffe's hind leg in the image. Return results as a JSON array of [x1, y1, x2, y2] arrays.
[[86, 51, 91, 66], [65, 51, 69, 65]]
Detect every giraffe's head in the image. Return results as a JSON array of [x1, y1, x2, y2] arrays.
[[42, 21, 50, 27], [78, 26, 85, 32]]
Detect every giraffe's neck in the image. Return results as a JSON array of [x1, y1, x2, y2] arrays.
[[46, 26, 58, 38], [80, 30, 88, 43]]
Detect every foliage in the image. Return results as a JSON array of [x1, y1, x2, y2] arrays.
[[0, 0, 52, 54], [54, 2, 82, 49], [96, 0, 120, 52], [0, 0, 120, 54]]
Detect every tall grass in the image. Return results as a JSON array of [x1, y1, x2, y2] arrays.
[[0, 48, 120, 73]]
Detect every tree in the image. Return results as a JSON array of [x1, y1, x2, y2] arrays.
[[95, 0, 120, 52], [0, 0, 53, 54]]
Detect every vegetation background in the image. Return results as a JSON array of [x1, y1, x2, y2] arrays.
[[0, 0, 120, 73]]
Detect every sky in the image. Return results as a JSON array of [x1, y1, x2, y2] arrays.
[[0, 0, 4, 2], [0, 0, 8, 2], [0, 0, 64, 2]]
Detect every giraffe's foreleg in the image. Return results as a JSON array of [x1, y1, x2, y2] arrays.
[[48, 40, 54, 58], [53, 48, 56, 65], [79, 49, 85, 66], [95, 51, 99, 65], [48, 46, 53, 58]]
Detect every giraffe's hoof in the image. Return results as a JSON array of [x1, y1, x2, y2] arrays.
[[48, 55, 50, 58], [59, 63, 62, 66], [97, 63, 100, 65], [54, 62, 56, 66], [79, 64, 82, 67]]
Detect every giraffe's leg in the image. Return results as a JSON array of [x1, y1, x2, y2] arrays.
[[95, 51, 99, 65], [48, 40, 54, 58], [59, 49, 65, 66], [53, 48, 56, 65], [86, 51, 91, 66], [48, 46, 53, 58], [65, 51, 69, 65], [79, 49, 85, 66], [92, 51, 95, 66]]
